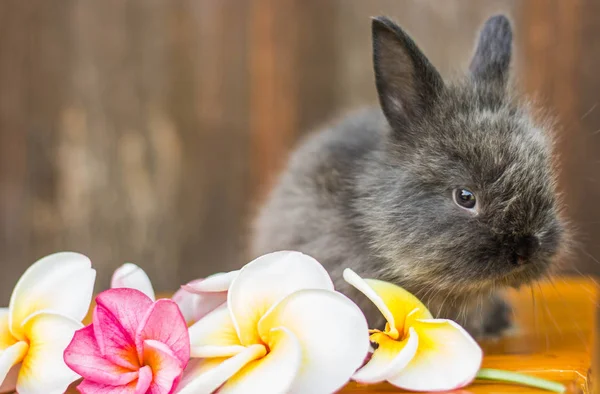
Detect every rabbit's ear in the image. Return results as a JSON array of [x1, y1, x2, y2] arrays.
[[469, 15, 512, 88], [372, 17, 444, 127]]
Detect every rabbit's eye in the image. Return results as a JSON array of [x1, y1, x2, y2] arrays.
[[453, 188, 477, 210]]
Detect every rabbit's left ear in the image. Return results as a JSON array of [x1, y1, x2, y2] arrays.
[[469, 15, 512, 88]]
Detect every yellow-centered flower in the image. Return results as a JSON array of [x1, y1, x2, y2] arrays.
[[177, 252, 370, 394], [343, 268, 482, 392], [0, 252, 96, 394]]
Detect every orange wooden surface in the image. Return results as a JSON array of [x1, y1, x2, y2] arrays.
[[67, 277, 598, 394], [341, 277, 599, 394]]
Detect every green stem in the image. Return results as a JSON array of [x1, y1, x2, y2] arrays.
[[475, 368, 566, 393]]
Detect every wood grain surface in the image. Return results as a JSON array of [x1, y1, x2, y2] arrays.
[[3, 1, 600, 305]]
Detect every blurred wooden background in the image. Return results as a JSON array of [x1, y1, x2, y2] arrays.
[[1, 0, 599, 302]]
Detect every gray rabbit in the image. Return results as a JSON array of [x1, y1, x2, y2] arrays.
[[251, 15, 568, 338]]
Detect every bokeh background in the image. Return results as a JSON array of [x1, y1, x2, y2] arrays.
[[1, 0, 599, 302]]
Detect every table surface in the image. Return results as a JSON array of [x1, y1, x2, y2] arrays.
[[342, 277, 599, 394], [68, 277, 599, 394]]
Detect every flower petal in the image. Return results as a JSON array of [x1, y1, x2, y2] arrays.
[[258, 289, 370, 394], [229, 251, 334, 345], [77, 368, 152, 394], [111, 263, 156, 301], [0, 363, 19, 393], [352, 329, 418, 384], [343, 268, 399, 338], [136, 365, 153, 394], [0, 309, 17, 350], [387, 319, 482, 391], [17, 311, 83, 394], [95, 288, 153, 342], [172, 288, 226, 324], [188, 305, 243, 358], [343, 268, 432, 337], [93, 304, 140, 370], [175, 345, 266, 394], [9, 252, 96, 340], [0, 342, 28, 388], [191, 346, 246, 359], [182, 270, 239, 293], [136, 299, 190, 367], [143, 339, 185, 394], [219, 327, 301, 394], [64, 325, 139, 386]]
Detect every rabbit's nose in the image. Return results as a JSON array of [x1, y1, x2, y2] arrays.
[[513, 235, 540, 265]]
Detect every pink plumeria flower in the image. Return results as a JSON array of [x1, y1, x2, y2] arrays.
[[177, 251, 370, 394], [64, 288, 190, 394], [343, 268, 483, 392], [111, 263, 237, 325], [0, 252, 96, 394]]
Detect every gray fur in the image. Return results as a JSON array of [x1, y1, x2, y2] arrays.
[[250, 15, 567, 337], [470, 15, 512, 87]]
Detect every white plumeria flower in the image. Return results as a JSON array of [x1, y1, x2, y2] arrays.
[[177, 251, 370, 394], [343, 268, 483, 392], [0, 252, 96, 394], [110, 262, 156, 300], [111, 263, 236, 325]]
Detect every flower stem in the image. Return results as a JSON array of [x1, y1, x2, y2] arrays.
[[475, 368, 566, 393]]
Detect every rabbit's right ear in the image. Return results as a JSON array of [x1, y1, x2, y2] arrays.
[[469, 15, 512, 88], [372, 17, 444, 128]]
